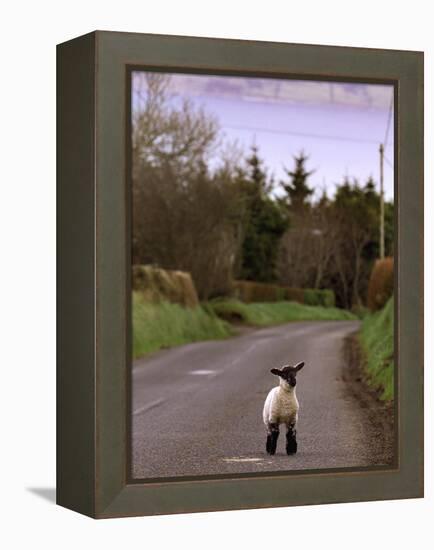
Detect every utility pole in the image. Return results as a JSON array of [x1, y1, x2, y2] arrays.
[[379, 143, 385, 259]]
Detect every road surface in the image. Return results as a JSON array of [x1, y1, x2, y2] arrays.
[[132, 320, 392, 479]]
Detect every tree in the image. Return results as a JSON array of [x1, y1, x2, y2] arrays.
[[278, 173, 394, 309], [362, 175, 394, 259], [280, 151, 314, 211], [237, 147, 288, 282], [132, 73, 219, 179], [132, 73, 244, 299], [384, 201, 394, 257], [330, 178, 380, 308], [277, 151, 318, 287], [278, 190, 338, 290]]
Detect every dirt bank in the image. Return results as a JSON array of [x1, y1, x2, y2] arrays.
[[342, 331, 396, 466]]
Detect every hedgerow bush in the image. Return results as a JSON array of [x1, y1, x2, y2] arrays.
[[233, 280, 285, 303], [233, 280, 335, 307], [284, 288, 305, 303], [304, 288, 335, 308], [367, 257, 394, 312]]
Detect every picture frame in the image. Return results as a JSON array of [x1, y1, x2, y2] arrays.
[[57, 30, 423, 518]]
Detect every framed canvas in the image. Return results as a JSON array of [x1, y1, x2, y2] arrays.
[[57, 31, 423, 518]]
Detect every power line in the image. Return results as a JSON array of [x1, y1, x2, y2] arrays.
[[378, 91, 394, 261], [379, 144, 385, 259], [383, 94, 394, 150], [384, 155, 394, 169], [221, 123, 391, 146]]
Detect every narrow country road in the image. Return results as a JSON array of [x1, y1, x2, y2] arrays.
[[132, 320, 391, 479]]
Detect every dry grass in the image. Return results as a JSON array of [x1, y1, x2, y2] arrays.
[[132, 265, 199, 308]]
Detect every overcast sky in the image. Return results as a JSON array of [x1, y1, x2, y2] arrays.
[[133, 72, 394, 201]]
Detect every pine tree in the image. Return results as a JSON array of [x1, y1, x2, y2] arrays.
[[238, 146, 288, 282], [281, 151, 314, 211], [364, 176, 377, 203]]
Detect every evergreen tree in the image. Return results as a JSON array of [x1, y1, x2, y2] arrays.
[[317, 188, 330, 209], [281, 151, 314, 211], [362, 175, 394, 258], [364, 175, 376, 197], [238, 147, 288, 282]]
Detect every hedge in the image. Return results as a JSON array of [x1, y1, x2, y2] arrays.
[[233, 280, 335, 307], [304, 288, 335, 308], [233, 280, 285, 303]]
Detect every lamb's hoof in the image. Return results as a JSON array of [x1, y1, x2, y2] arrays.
[[266, 441, 276, 455], [286, 444, 297, 455], [266, 435, 276, 455]]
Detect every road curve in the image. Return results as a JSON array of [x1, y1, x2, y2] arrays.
[[131, 320, 390, 479]]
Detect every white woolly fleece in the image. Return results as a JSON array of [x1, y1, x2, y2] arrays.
[[263, 379, 299, 430]]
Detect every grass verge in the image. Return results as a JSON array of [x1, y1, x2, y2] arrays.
[[132, 292, 231, 359], [207, 299, 356, 325], [359, 297, 394, 402]]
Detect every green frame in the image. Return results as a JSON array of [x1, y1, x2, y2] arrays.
[[57, 31, 423, 518]]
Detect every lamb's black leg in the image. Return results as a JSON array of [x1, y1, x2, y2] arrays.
[[266, 434, 272, 454], [266, 423, 280, 455], [286, 422, 297, 455]]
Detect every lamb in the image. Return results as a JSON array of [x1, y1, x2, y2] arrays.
[[262, 361, 305, 455]]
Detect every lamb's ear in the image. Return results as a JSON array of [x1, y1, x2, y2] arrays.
[[270, 368, 282, 376], [294, 361, 305, 372]]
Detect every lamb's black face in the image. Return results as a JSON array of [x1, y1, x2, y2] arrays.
[[270, 362, 305, 387], [278, 367, 298, 387]]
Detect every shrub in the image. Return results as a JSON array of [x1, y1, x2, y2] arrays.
[[367, 257, 394, 312], [304, 288, 335, 308], [233, 280, 284, 303], [284, 287, 305, 303], [351, 304, 370, 319], [321, 290, 335, 308], [233, 280, 335, 307]]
